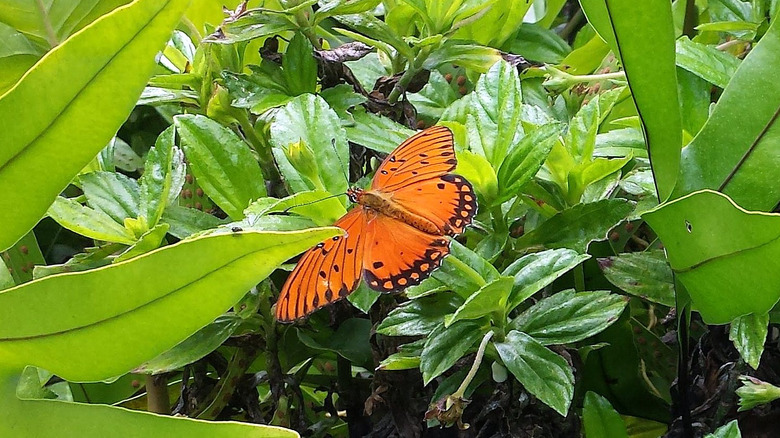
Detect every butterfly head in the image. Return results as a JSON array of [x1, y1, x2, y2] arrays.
[[346, 187, 364, 203]]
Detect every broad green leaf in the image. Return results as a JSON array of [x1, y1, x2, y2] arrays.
[[175, 115, 266, 220], [0, 227, 339, 380], [594, 128, 647, 159], [445, 277, 513, 327], [333, 13, 414, 59], [510, 290, 628, 345], [0, 22, 41, 94], [346, 282, 381, 314], [299, 318, 373, 366], [270, 94, 349, 198], [407, 71, 458, 121], [496, 123, 562, 205], [704, 420, 742, 438], [377, 294, 463, 336], [564, 88, 623, 163], [515, 199, 634, 252], [0, 258, 13, 290], [559, 33, 610, 76], [643, 190, 780, 324], [245, 191, 346, 227], [134, 315, 242, 374], [0, 1, 130, 51], [455, 0, 531, 47], [47, 197, 135, 245], [315, 0, 382, 22], [139, 126, 181, 229], [599, 250, 675, 307], [345, 107, 415, 153], [432, 241, 499, 297], [495, 330, 574, 416], [583, 392, 629, 438], [673, 17, 780, 211], [114, 223, 170, 262], [601, 0, 682, 201], [423, 41, 501, 73], [502, 249, 590, 312], [455, 150, 498, 203], [162, 206, 225, 239], [508, 24, 571, 64], [421, 321, 484, 385], [319, 83, 367, 120], [378, 339, 424, 371], [283, 32, 318, 95], [468, 60, 522, 169], [675, 37, 740, 89], [205, 11, 296, 44], [0, 0, 189, 251], [0, 369, 298, 438], [677, 68, 710, 140], [80, 171, 140, 223], [729, 313, 768, 370]]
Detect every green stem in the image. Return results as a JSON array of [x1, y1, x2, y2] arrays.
[[490, 204, 508, 234], [387, 46, 434, 104], [574, 264, 585, 291], [293, 7, 322, 50], [452, 330, 494, 400], [145, 374, 170, 414]]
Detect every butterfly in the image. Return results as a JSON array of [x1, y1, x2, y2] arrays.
[[275, 126, 477, 322]]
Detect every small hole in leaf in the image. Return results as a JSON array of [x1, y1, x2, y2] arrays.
[[685, 220, 692, 233]]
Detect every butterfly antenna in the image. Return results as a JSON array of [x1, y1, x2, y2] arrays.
[[330, 138, 351, 186], [282, 192, 347, 214]]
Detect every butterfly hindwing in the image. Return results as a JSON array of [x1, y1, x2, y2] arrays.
[[362, 213, 450, 292], [390, 173, 477, 236], [275, 208, 366, 321], [371, 126, 457, 192]]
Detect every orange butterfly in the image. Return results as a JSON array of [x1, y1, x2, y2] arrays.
[[275, 126, 477, 321]]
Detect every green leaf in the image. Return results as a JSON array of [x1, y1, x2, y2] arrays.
[[162, 206, 224, 239], [508, 24, 571, 64], [80, 172, 140, 223], [599, 250, 675, 307], [602, 0, 682, 201], [564, 88, 623, 163], [47, 197, 135, 245], [345, 107, 415, 153], [139, 126, 182, 229], [704, 420, 742, 438], [333, 13, 414, 59], [346, 282, 381, 314], [424, 41, 501, 73], [270, 94, 349, 197], [0, 369, 298, 437], [467, 60, 523, 169], [583, 392, 629, 438], [0, 258, 13, 291], [675, 36, 740, 89], [0, 0, 189, 251], [510, 290, 628, 345], [515, 199, 634, 252], [729, 313, 769, 370], [494, 330, 574, 416], [377, 293, 463, 336], [643, 190, 780, 324], [407, 71, 458, 121], [0, 22, 41, 94], [284, 32, 318, 95], [378, 339, 424, 371], [455, 150, 498, 203], [421, 321, 484, 385], [245, 191, 346, 226], [134, 315, 242, 374], [175, 115, 266, 220], [0, 227, 339, 380], [496, 123, 561, 205], [315, 0, 381, 21], [502, 249, 590, 312], [445, 277, 513, 327], [115, 223, 170, 262], [432, 240, 499, 297], [673, 17, 780, 211], [205, 11, 296, 44]]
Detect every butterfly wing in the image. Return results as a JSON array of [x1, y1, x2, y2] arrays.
[[362, 212, 450, 292], [275, 208, 366, 321], [372, 125, 477, 236], [371, 126, 457, 192]]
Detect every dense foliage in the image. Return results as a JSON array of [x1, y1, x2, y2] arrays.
[[1, 0, 779, 437]]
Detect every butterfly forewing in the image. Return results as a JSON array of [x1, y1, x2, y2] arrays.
[[362, 214, 450, 292], [275, 208, 366, 321], [390, 174, 477, 236], [371, 126, 457, 192]]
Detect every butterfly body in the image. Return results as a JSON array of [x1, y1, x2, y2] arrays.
[[276, 126, 477, 322], [347, 188, 442, 235]]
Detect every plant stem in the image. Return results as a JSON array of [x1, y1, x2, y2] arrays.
[[387, 46, 433, 104], [574, 264, 585, 291], [235, 111, 283, 190], [491, 204, 508, 234], [452, 330, 494, 400], [145, 374, 170, 414]]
